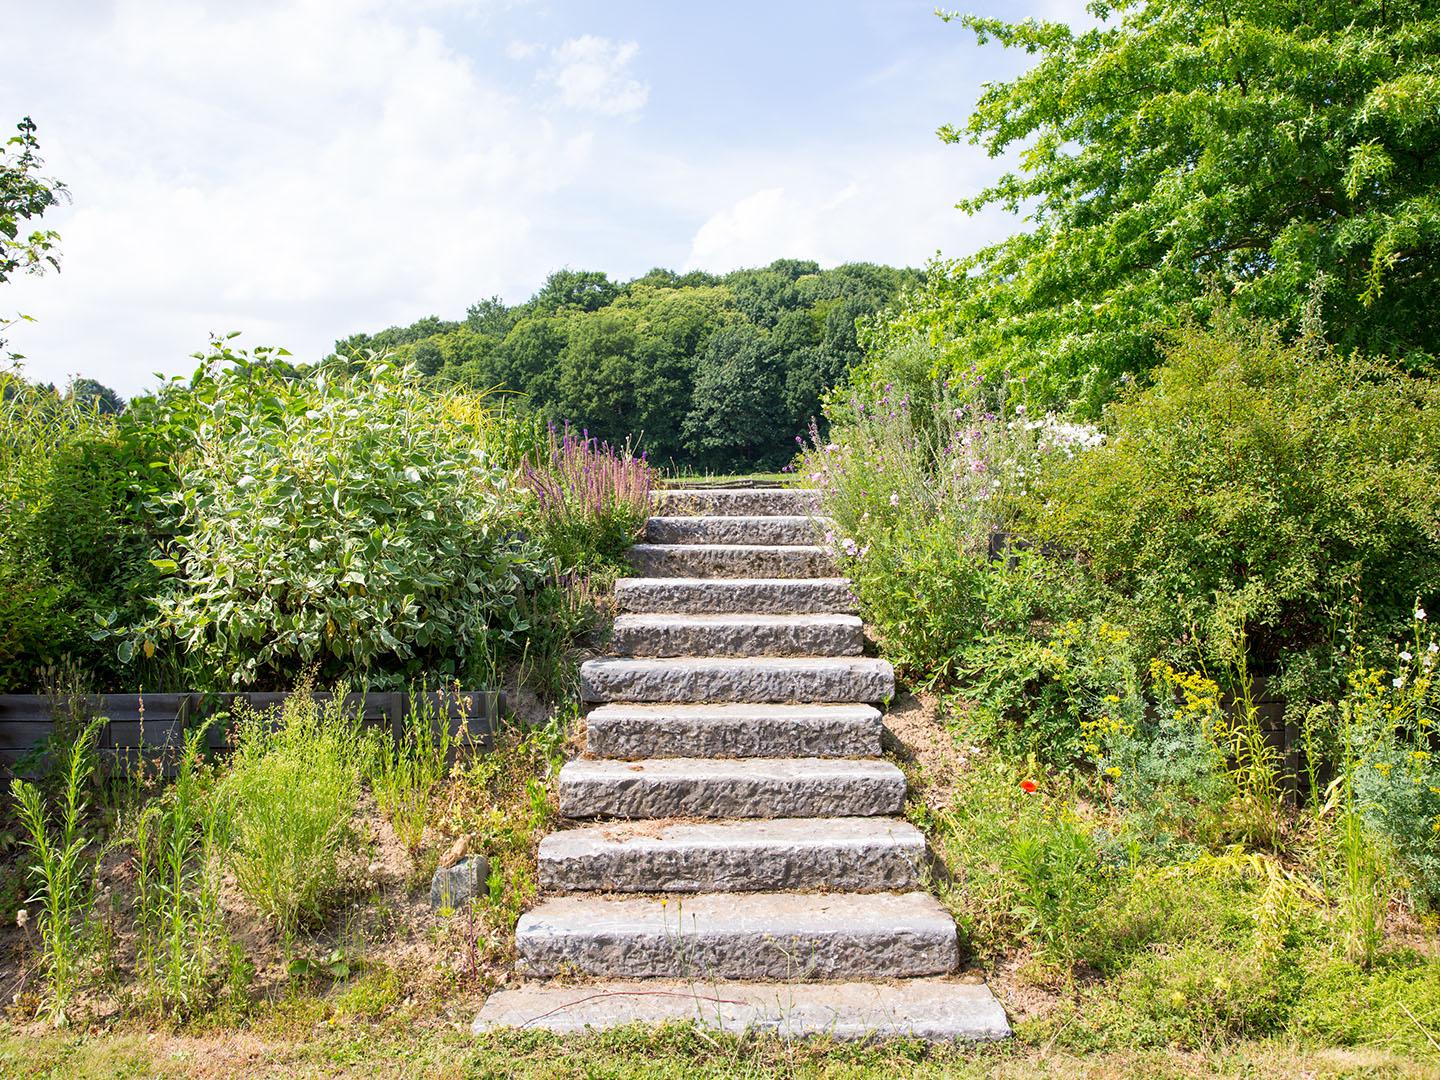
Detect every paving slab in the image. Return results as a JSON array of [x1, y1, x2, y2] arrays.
[[515, 891, 958, 979], [475, 978, 1011, 1041], [580, 656, 895, 705], [645, 515, 829, 546], [585, 703, 882, 759], [654, 489, 821, 517], [558, 757, 906, 819], [539, 817, 925, 892], [611, 613, 863, 658], [627, 543, 836, 579], [615, 577, 858, 615]]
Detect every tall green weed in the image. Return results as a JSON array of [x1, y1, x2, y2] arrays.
[[217, 692, 365, 940]]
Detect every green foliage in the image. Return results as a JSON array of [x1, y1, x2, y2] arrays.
[[339, 260, 919, 469], [130, 722, 235, 1016], [0, 370, 159, 691], [0, 117, 66, 286], [216, 693, 366, 940], [10, 715, 106, 1023], [138, 341, 543, 689], [682, 325, 790, 472], [1327, 624, 1440, 912], [368, 689, 465, 852], [884, 1, 1440, 409], [445, 715, 568, 933], [1029, 309, 1440, 686], [520, 423, 652, 575]]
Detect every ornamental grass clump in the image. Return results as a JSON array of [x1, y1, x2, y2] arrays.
[[521, 421, 652, 572]]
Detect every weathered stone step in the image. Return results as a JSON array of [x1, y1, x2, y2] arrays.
[[616, 577, 857, 615], [611, 613, 863, 658], [644, 515, 826, 546], [580, 656, 895, 704], [474, 978, 1011, 1041], [538, 817, 925, 893], [558, 757, 905, 819], [627, 544, 834, 579], [655, 488, 821, 517], [515, 891, 957, 979], [586, 702, 882, 759]]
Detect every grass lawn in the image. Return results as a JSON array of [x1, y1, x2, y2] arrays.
[[4, 1018, 1437, 1079]]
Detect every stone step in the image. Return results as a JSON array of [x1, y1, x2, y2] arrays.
[[474, 978, 1011, 1041], [580, 656, 895, 705], [615, 576, 858, 615], [611, 613, 863, 658], [514, 891, 957, 980], [627, 544, 834, 579], [644, 515, 826, 546], [538, 817, 925, 893], [655, 488, 821, 517], [558, 757, 905, 819], [586, 703, 882, 759]]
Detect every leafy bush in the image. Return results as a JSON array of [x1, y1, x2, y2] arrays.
[[803, 369, 1103, 688], [0, 370, 158, 691], [1327, 618, 1440, 912], [137, 342, 544, 689], [1030, 309, 1440, 689], [217, 692, 365, 939]]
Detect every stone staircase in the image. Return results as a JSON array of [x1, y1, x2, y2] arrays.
[[475, 488, 1010, 1041]]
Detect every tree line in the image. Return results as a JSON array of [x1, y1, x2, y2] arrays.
[[332, 260, 921, 472]]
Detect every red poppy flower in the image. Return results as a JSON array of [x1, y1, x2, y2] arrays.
[[1019, 779, 1038, 794]]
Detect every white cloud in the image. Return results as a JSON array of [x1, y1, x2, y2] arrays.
[[3, 0, 601, 393], [682, 151, 1016, 273], [505, 39, 541, 61], [538, 35, 649, 116]]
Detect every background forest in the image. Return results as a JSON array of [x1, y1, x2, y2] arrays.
[[331, 261, 919, 472]]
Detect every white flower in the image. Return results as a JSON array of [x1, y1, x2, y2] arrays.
[[1394, 676, 1406, 689], [889, 493, 900, 507], [1014, 404, 1026, 415], [1401, 650, 1414, 662], [1418, 606, 1428, 621], [1430, 642, 1438, 654]]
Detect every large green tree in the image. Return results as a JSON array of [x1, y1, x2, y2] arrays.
[[878, 0, 1440, 410]]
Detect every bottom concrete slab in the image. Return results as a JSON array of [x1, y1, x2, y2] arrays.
[[473, 978, 1011, 1041]]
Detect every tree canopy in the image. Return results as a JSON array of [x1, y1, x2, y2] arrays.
[[337, 260, 920, 470], [0, 117, 65, 286], [873, 0, 1440, 411]]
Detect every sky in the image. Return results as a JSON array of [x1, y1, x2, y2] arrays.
[[5, 0, 1092, 396]]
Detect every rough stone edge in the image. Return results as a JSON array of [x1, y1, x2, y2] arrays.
[[473, 979, 1012, 1041]]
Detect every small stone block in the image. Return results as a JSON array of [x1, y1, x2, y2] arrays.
[[430, 855, 490, 910]]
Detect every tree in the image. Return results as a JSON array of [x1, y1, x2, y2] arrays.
[[683, 324, 790, 471], [465, 295, 516, 338], [526, 269, 623, 316], [551, 309, 689, 461], [879, 1, 1440, 410], [65, 377, 124, 414], [1, 117, 66, 285]]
